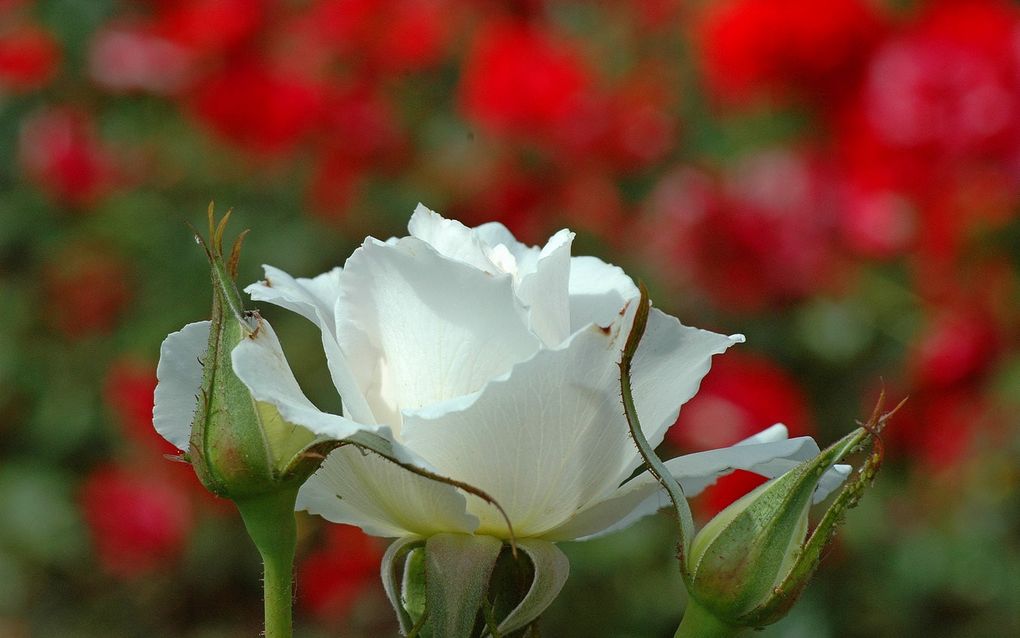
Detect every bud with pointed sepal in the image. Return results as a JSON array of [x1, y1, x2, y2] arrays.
[[185, 205, 320, 500], [152, 205, 323, 638], [677, 396, 903, 635]]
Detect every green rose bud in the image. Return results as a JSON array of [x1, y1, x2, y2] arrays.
[[681, 397, 902, 633], [185, 206, 319, 500]]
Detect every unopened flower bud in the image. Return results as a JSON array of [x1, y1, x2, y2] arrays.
[[682, 397, 901, 631], [160, 206, 321, 501]]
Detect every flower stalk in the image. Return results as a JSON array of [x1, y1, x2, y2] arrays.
[[183, 206, 318, 638], [236, 488, 299, 638], [673, 598, 744, 638]]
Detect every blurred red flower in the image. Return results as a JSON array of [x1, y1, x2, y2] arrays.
[[154, 0, 264, 57], [882, 386, 992, 471], [190, 59, 326, 156], [838, 184, 918, 259], [460, 20, 593, 140], [604, 75, 678, 171], [667, 350, 813, 516], [835, 0, 1020, 264], [698, 0, 884, 104], [18, 107, 117, 207], [909, 307, 1001, 391], [646, 151, 843, 311], [860, 1, 1019, 166], [298, 524, 382, 623], [89, 21, 195, 94], [372, 0, 457, 72], [320, 83, 407, 167], [103, 361, 181, 458], [277, 0, 456, 77], [307, 154, 363, 222], [0, 23, 60, 92], [80, 464, 193, 579], [41, 245, 132, 339]]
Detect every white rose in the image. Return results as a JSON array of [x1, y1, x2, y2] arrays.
[[217, 205, 838, 542]]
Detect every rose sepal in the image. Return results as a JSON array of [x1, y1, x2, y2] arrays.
[[381, 534, 568, 637]]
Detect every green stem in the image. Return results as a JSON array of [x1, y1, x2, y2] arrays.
[[674, 599, 745, 638], [236, 488, 299, 638]]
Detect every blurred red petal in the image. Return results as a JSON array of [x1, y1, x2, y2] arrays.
[[0, 24, 60, 92], [80, 465, 193, 579]]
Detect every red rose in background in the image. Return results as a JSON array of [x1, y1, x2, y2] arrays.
[[597, 65, 679, 172], [154, 0, 264, 58], [910, 307, 1000, 390], [319, 83, 406, 168], [0, 23, 60, 92], [277, 0, 456, 77], [859, 1, 1019, 168], [103, 361, 180, 457], [838, 184, 918, 259], [881, 386, 993, 471], [18, 107, 117, 207], [835, 0, 1020, 266], [646, 151, 843, 311], [41, 245, 132, 339], [667, 351, 813, 516], [89, 22, 195, 94], [308, 154, 363, 222], [373, 0, 456, 72], [460, 20, 592, 140], [298, 524, 382, 623], [698, 0, 884, 104], [80, 465, 194, 578], [190, 60, 326, 157], [289, 0, 384, 60]]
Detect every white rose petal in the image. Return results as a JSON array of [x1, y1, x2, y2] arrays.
[[153, 320, 210, 451]]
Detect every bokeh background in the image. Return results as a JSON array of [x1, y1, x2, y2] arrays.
[[1, 0, 1018, 636]]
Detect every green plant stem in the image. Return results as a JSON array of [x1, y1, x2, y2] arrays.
[[236, 488, 299, 638], [674, 599, 745, 638]]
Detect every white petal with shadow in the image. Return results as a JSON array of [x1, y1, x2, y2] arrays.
[[335, 235, 540, 431], [231, 319, 380, 441], [245, 265, 375, 424], [153, 320, 210, 451], [543, 428, 847, 542], [296, 445, 478, 538]]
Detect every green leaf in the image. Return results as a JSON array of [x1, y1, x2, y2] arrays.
[[425, 533, 504, 638]]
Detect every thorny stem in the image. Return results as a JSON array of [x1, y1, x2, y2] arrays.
[[236, 488, 299, 638]]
